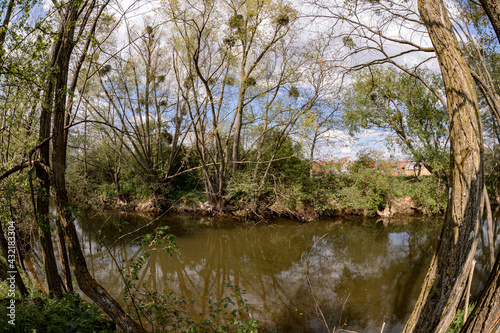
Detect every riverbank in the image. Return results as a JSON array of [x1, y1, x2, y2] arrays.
[[77, 191, 443, 222], [68, 162, 451, 222]]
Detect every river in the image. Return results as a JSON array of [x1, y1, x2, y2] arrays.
[[73, 210, 499, 333]]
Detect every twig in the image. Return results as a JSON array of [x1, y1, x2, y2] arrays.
[[463, 259, 476, 324], [303, 234, 331, 332]]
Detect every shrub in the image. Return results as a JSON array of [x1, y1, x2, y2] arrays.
[[0, 292, 114, 333], [405, 175, 447, 214], [128, 285, 266, 333]]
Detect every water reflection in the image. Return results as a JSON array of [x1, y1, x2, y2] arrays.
[[75, 210, 499, 333]]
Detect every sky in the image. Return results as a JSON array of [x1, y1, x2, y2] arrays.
[[77, 0, 446, 164], [314, 129, 407, 161]]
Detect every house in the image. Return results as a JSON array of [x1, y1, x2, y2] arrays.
[[400, 161, 432, 176], [337, 156, 352, 174], [312, 156, 351, 175], [377, 160, 431, 176]]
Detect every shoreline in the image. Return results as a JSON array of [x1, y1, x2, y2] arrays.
[[76, 194, 446, 222]]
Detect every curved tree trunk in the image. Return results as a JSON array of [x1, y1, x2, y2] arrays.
[[47, 1, 147, 332], [478, 0, 500, 45], [403, 0, 484, 332], [459, 1, 500, 331], [36, 60, 64, 298]]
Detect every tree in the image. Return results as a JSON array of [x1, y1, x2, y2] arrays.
[[478, 0, 500, 44], [224, 0, 297, 176], [403, 0, 484, 332], [85, 19, 189, 209], [29, 0, 147, 331], [167, 0, 233, 211], [0, 0, 43, 297], [344, 66, 449, 179], [306, 0, 485, 330], [457, 0, 500, 331], [166, 0, 309, 211]]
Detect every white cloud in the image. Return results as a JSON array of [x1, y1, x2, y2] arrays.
[[315, 129, 406, 161]]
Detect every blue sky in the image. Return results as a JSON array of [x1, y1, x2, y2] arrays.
[[314, 129, 406, 161]]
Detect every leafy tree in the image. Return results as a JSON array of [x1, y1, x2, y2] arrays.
[[81, 19, 191, 209], [344, 66, 449, 177], [165, 0, 314, 211]]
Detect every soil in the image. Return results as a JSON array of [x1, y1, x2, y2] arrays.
[[78, 194, 443, 222]]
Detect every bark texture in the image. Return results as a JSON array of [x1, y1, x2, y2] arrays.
[[459, 1, 500, 331], [36, 52, 64, 297], [49, 2, 147, 332], [461, 253, 500, 333], [403, 0, 484, 332], [478, 0, 500, 44]]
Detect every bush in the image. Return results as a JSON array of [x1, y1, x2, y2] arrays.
[[228, 150, 448, 218], [0, 292, 114, 333], [405, 175, 447, 214], [129, 285, 266, 333]]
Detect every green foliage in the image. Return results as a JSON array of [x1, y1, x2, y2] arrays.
[[271, 175, 316, 213], [333, 170, 391, 215], [186, 285, 262, 333], [113, 226, 261, 331], [324, 153, 396, 216], [228, 131, 313, 213], [0, 292, 114, 333], [135, 226, 180, 254], [224, 75, 236, 85], [405, 176, 447, 214], [229, 144, 446, 218], [122, 246, 269, 332], [115, 223, 268, 332], [66, 120, 202, 208], [244, 76, 257, 87], [128, 284, 267, 333], [288, 85, 299, 98], [446, 303, 475, 333], [344, 66, 449, 174], [229, 14, 245, 29]]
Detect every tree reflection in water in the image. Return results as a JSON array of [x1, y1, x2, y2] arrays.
[[74, 211, 497, 333]]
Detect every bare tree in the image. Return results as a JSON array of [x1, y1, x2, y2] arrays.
[[84, 19, 189, 209]]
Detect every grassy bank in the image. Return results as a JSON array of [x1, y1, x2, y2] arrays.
[[67, 155, 447, 221]]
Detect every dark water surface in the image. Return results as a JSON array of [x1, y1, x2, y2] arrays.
[[75, 210, 500, 333]]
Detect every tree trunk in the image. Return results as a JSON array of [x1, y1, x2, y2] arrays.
[[0, 221, 28, 296], [484, 186, 495, 268], [403, 0, 484, 332], [36, 57, 64, 297], [478, 0, 500, 45], [55, 217, 73, 292], [457, 1, 500, 331], [48, 2, 147, 331], [232, 84, 246, 176], [461, 252, 500, 333], [310, 131, 319, 179]]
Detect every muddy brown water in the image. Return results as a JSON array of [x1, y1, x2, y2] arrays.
[[75, 210, 500, 333]]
